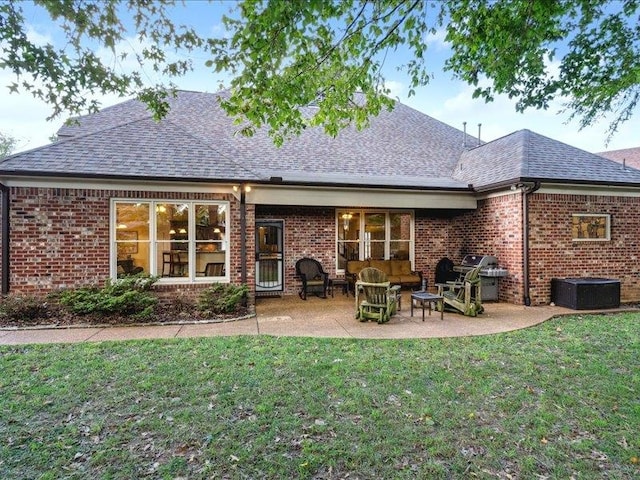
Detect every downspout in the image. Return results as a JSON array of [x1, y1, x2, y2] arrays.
[[1, 182, 9, 294], [522, 181, 541, 306], [240, 188, 247, 285]]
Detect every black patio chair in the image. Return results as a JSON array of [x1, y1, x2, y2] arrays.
[[295, 257, 329, 300]]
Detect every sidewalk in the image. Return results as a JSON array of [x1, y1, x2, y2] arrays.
[[0, 294, 623, 345]]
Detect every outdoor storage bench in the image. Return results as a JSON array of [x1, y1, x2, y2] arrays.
[[346, 259, 422, 291]]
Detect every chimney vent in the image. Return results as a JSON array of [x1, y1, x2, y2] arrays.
[[477, 123, 482, 146]]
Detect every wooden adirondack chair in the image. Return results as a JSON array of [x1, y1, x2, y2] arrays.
[[355, 267, 399, 323], [436, 265, 484, 317]]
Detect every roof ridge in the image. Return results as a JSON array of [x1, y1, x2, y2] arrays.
[[160, 117, 263, 180]]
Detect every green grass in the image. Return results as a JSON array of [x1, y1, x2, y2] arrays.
[[1, 313, 639, 479]]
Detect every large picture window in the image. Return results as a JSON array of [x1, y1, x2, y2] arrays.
[[337, 210, 413, 270], [113, 200, 229, 281]]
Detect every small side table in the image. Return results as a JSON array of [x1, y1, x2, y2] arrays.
[[411, 291, 444, 321], [329, 278, 349, 297]]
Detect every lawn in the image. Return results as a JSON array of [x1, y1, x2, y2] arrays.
[[1, 313, 638, 479]]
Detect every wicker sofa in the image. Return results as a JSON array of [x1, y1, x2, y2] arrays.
[[346, 259, 422, 291]]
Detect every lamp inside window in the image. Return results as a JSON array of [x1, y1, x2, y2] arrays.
[[342, 213, 353, 230]]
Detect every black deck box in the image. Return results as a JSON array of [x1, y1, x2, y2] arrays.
[[551, 278, 620, 310]]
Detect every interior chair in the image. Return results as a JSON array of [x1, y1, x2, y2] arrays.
[[295, 257, 329, 300], [117, 258, 144, 276], [162, 251, 188, 276], [355, 267, 399, 324], [201, 262, 225, 277], [436, 265, 484, 317]]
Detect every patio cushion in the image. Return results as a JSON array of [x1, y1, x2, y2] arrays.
[[369, 260, 392, 275], [396, 274, 421, 284], [390, 260, 412, 276], [347, 260, 369, 276]]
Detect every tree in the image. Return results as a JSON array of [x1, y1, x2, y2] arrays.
[[0, 132, 17, 159], [1, 0, 639, 145]]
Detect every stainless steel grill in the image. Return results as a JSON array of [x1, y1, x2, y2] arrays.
[[453, 255, 507, 301]]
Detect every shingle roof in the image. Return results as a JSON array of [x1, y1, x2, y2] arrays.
[[1, 116, 259, 181], [0, 90, 477, 189], [2, 90, 639, 190], [455, 129, 640, 188], [598, 147, 640, 170]]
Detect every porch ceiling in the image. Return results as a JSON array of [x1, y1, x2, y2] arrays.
[[247, 185, 477, 209]]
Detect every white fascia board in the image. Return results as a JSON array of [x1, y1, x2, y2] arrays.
[[247, 185, 476, 209], [537, 183, 640, 197], [477, 183, 640, 200], [0, 175, 236, 195]]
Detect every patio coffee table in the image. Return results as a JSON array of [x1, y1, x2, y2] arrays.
[[411, 291, 444, 321], [329, 278, 349, 297]]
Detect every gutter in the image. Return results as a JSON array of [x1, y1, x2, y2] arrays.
[[1, 182, 9, 294], [0, 170, 473, 193]]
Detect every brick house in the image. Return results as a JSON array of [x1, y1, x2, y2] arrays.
[[2, 90, 640, 306]]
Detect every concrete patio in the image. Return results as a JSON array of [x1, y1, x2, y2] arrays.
[[2, 291, 627, 346]]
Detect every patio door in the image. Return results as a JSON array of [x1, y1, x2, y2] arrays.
[[255, 220, 284, 293]]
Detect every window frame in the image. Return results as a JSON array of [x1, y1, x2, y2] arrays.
[[336, 209, 414, 272], [111, 199, 230, 282], [571, 213, 611, 242]]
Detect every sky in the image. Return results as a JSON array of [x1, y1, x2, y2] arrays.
[[1, 1, 638, 156]]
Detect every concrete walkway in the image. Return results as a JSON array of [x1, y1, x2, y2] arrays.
[[0, 293, 626, 345]]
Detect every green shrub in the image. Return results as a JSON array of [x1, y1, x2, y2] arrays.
[[0, 295, 51, 322], [58, 275, 159, 319], [197, 283, 248, 315]]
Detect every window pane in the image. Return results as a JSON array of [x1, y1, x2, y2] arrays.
[[391, 241, 410, 260], [337, 211, 360, 268], [364, 213, 385, 259], [115, 202, 150, 275], [195, 204, 227, 277], [390, 212, 411, 240], [390, 213, 411, 260], [156, 203, 189, 277]]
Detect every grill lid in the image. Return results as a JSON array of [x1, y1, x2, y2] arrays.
[[460, 255, 498, 268]]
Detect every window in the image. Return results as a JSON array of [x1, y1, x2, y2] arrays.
[[337, 210, 413, 270], [572, 213, 611, 241], [113, 200, 229, 281]]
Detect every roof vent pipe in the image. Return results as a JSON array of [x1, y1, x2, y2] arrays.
[[477, 123, 482, 146], [623, 158, 626, 170], [462, 121, 467, 147]]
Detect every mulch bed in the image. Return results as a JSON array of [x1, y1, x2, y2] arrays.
[[0, 304, 253, 329]]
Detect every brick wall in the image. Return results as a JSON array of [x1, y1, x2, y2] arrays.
[[457, 194, 525, 304], [453, 191, 640, 305], [6, 188, 639, 305], [256, 206, 335, 295], [528, 192, 640, 304], [3, 187, 245, 301]]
